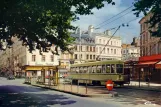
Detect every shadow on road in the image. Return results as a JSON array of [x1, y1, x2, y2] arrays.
[[0, 85, 47, 93], [0, 85, 76, 107]]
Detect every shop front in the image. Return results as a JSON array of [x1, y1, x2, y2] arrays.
[[137, 54, 161, 83], [23, 65, 59, 85]]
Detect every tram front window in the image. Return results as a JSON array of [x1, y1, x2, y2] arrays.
[[116, 64, 123, 73]]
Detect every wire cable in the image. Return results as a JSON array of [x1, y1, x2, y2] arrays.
[[96, 26, 121, 60], [96, 5, 133, 28], [99, 10, 133, 28]]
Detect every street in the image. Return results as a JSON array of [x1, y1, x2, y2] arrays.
[[0, 77, 160, 107]]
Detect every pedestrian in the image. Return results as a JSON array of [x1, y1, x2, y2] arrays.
[[146, 76, 150, 84]]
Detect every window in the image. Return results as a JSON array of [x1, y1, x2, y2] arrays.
[[90, 46, 92, 51], [93, 47, 95, 52], [111, 41, 112, 45], [80, 46, 82, 51], [106, 64, 110, 73], [93, 55, 95, 59], [41, 55, 45, 62], [111, 49, 113, 53], [116, 64, 123, 73], [32, 55, 36, 62], [114, 49, 116, 54], [111, 64, 116, 73], [90, 55, 92, 59], [50, 55, 54, 62], [75, 45, 77, 51], [86, 46, 89, 51], [107, 48, 109, 53], [86, 55, 89, 59], [141, 24, 143, 33], [75, 54, 77, 59]]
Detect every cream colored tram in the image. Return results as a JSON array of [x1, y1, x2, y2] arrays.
[[69, 60, 130, 86]]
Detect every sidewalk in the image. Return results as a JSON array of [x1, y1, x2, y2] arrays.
[[124, 81, 161, 92], [29, 82, 118, 98]]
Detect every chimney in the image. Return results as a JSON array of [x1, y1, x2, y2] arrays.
[[104, 30, 111, 36], [88, 25, 94, 36]]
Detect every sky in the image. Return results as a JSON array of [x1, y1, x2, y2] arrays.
[[71, 0, 144, 44]]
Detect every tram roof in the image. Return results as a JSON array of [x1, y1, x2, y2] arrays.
[[71, 60, 124, 67]]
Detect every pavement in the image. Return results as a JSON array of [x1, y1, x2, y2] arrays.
[[124, 81, 161, 92], [0, 77, 161, 107], [29, 82, 118, 98]]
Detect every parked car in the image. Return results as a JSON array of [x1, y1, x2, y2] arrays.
[[7, 75, 15, 80]]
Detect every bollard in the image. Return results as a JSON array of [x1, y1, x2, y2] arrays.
[[71, 79, 72, 92], [77, 80, 79, 93], [64, 78, 65, 90], [85, 80, 87, 94], [57, 82, 59, 89]]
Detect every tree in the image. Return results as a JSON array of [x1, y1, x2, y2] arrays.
[[0, 0, 115, 54], [133, 0, 161, 37]]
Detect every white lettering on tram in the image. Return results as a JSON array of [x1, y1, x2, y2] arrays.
[[106, 84, 113, 86]]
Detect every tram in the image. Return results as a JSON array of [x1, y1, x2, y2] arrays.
[[69, 60, 130, 86]]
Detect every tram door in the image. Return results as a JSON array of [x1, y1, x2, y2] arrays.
[[124, 66, 131, 83]]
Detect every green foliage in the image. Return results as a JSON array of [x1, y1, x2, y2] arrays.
[[0, 0, 115, 54], [133, 0, 161, 37]]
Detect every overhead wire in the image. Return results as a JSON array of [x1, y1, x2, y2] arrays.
[[96, 26, 121, 60], [96, 5, 133, 28], [98, 10, 133, 28], [96, 16, 142, 60]]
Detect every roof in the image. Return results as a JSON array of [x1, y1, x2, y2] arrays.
[[139, 12, 152, 24], [71, 60, 124, 67], [71, 33, 121, 40]]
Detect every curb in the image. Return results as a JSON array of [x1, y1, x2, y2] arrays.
[[26, 83, 118, 98], [124, 86, 161, 92], [31, 84, 90, 97]]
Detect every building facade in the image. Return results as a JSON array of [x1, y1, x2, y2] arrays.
[[138, 13, 161, 83], [139, 13, 161, 56], [122, 37, 140, 61], [0, 37, 60, 77], [59, 25, 122, 67]]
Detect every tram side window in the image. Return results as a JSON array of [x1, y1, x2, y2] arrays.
[[88, 66, 92, 73], [92, 66, 96, 73], [111, 64, 116, 73], [84, 67, 88, 73], [106, 64, 110, 73], [116, 64, 123, 73], [76, 67, 79, 73], [102, 65, 106, 73], [97, 65, 102, 73], [79, 67, 83, 73]]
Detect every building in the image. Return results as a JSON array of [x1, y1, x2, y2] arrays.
[[59, 25, 122, 67], [138, 13, 161, 83], [122, 37, 140, 61], [0, 37, 60, 77], [139, 13, 161, 56]]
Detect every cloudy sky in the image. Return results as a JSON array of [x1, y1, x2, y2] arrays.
[[72, 0, 144, 44]]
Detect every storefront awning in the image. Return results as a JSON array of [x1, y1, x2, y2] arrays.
[[138, 61, 159, 65], [138, 54, 161, 67]]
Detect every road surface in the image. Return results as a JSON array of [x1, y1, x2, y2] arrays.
[[0, 77, 160, 107]]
